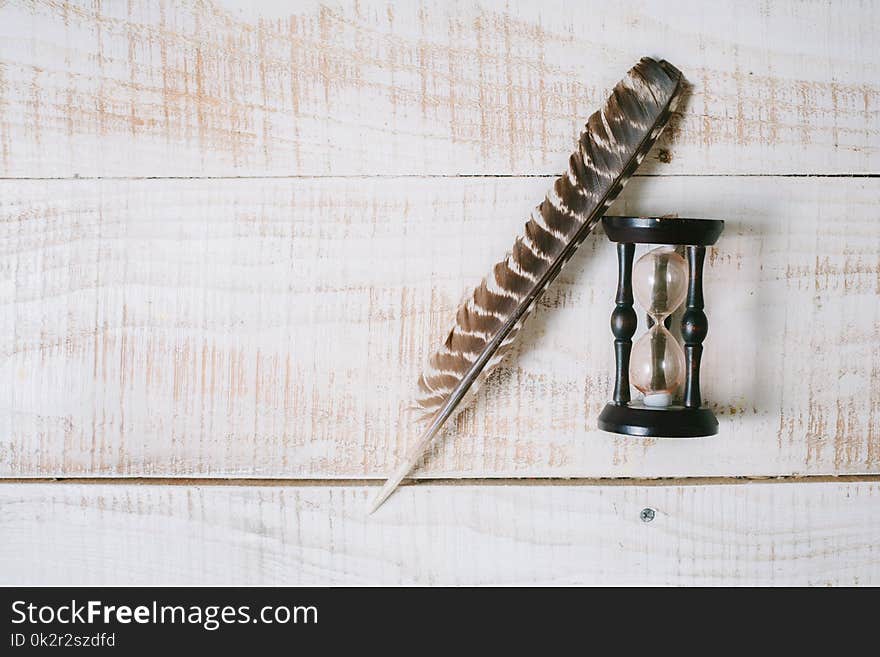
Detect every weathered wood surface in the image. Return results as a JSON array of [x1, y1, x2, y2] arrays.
[[2, 481, 877, 585], [0, 0, 878, 177], [2, 176, 877, 478], [1, 0, 879, 587]]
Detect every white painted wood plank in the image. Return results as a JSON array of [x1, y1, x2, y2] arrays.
[[0, 0, 877, 176], [1, 481, 877, 585], [0, 176, 877, 478]]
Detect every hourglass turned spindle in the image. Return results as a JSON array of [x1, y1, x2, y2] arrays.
[[597, 216, 724, 438], [682, 245, 708, 409]]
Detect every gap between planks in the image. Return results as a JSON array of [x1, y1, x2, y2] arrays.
[[0, 173, 878, 181], [1, 474, 878, 488]]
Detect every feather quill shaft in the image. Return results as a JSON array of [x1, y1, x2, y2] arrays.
[[370, 58, 684, 513]]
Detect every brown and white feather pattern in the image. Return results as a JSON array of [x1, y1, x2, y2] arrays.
[[370, 58, 684, 512]]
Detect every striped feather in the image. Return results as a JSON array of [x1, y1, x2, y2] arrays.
[[370, 58, 684, 512]]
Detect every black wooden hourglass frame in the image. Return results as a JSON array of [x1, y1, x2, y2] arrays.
[[597, 216, 724, 437]]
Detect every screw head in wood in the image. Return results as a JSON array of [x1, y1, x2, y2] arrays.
[[640, 507, 656, 522]]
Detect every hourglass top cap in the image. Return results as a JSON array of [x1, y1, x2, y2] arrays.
[[602, 216, 724, 246]]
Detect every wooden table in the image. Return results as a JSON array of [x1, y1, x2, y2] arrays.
[[1, 0, 878, 585]]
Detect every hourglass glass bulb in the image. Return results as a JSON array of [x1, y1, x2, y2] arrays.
[[629, 325, 686, 406], [632, 246, 688, 319], [629, 246, 689, 407]]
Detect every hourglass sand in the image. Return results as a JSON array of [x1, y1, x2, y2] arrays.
[[598, 216, 724, 437]]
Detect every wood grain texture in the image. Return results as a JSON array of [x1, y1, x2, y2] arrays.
[[2, 176, 878, 478], [0, 0, 878, 177], [1, 481, 878, 585]]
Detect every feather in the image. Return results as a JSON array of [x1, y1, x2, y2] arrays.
[[369, 58, 684, 513]]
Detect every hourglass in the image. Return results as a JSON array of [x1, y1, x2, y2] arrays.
[[598, 216, 724, 437]]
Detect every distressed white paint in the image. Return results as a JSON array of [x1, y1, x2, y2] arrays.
[[1, 0, 879, 587], [0, 0, 877, 176], [0, 176, 877, 478], [1, 482, 878, 585]]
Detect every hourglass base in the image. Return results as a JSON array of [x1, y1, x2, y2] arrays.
[[598, 402, 718, 438]]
